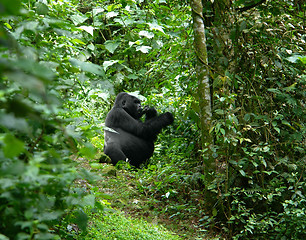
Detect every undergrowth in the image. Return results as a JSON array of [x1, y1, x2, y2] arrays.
[[82, 210, 181, 240], [77, 153, 213, 240]]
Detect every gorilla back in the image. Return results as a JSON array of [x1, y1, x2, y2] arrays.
[[103, 92, 174, 167]]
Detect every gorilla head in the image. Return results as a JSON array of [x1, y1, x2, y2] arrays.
[[114, 92, 143, 119]]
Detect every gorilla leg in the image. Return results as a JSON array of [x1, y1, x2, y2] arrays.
[[103, 143, 127, 165]]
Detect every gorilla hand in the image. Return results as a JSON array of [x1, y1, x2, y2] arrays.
[[143, 105, 158, 120]]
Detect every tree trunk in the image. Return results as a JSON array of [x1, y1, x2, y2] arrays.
[[191, 0, 214, 175]]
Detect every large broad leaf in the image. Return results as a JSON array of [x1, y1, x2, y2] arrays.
[[35, 2, 49, 15], [136, 45, 152, 53], [286, 55, 303, 63], [93, 8, 104, 16], [103, 60, 119, 71], [139, 30, 154, 39], [69, 58, 105, 76], [0, 233, 10, 239], [80, 195, 96, 207], [78, 26, 94, 36], [298, 56, 306, 64], [79, 142, 97, 160], [148, 22, 165, 33], [106, 11, 119, 18], [0, 0, 21, 15], [75, 210, 88, 231], [3, 134, 24, 158], [104, 40, 121, 54], [0, 113, 29, 133], [12, 59, 55, 81], [70, 13, 88, 25]]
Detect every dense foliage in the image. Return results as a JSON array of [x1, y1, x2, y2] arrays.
[[0, 0, 305, 239], [203, 1, 305, 238], [0, 0, 104, 239]]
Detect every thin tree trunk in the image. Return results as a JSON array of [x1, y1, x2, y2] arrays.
[[191, 0, 214, 174]]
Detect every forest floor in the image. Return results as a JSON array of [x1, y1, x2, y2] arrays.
[[75, 157, 213, 240]]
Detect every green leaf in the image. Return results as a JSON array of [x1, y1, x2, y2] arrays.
[[92, 8, 105, 16], [0, 113, 29, 132], [90, 163, 104, 169], [71, 38, 86, 45], [239, 20, 247, 31], [87, 43, 95, 51], [283, 83, 297, 92], [37, 211, 63, 221], [0, 0, 21, 15], [15, 221, 33, 230], [93, 8, 104, 16], [35, 2, 49, 15], [274, 127, 280, 133], [286, 55, 302, 63], [0, 233, 9, 240], [70, 14, 88, 25], [148, 22, 165, 33], [103, 60, 119, 71], [136, 46, 152, 53], [78, 26, 94, 36], [244, 113, 250, 122], [298, 56, 306, 64], [79, 143, 96, 159], [215, 109, 224, 115], [13, 59, 55, 81], [104, 40, 121, 54], [75, 210, 88, 231], [220, 128, 225, 135], [267, 88, 281, 94], [4, 22, 12, 29], [127, 74, 138, 80], [3, 134, 24, 158], [69, 58, 105, 76], [212, 208, 217, 216], [6, 161, 25, 175], [139, 30, 154, 39], [34, 233, 57, 240], [106, 11, 119, 18], [81, 195, 96, 207], [239, 169, 246, 176], [0, 178, 15, 189]]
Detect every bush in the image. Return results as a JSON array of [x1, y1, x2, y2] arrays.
[[0, 1, 102, 238]]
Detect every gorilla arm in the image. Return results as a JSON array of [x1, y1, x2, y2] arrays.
[[105, 107, 174, 141]]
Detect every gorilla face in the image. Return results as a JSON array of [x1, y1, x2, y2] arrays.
[[123, 96, 143, 119], [116, 93, 143, 119]]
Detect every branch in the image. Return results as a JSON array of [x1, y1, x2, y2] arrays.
[[236, 0, 266, 13]]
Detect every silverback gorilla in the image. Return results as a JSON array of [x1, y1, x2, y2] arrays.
[[103, 92, 174, 167]]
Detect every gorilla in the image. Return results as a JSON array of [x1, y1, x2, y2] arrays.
[[103, 92, 174, 168]]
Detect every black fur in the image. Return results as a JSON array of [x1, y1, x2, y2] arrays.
[[103, 92, 174, 167]]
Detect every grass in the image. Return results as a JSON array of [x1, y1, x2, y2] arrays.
[[74, 155, 212, 240], [81, 210, 181, 240]]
